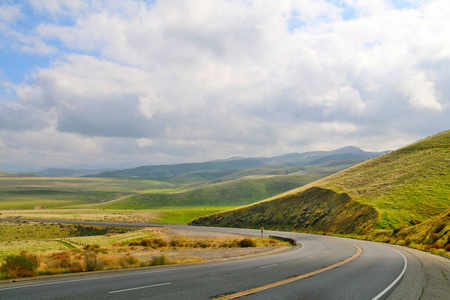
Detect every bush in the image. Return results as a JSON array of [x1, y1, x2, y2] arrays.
[[1, 253, 39, 278], [83, 244, 102, 253], [434, 222, 446, 234], [149, 255, 166, 266], [50, 251, 71, 269], [409, 219, 421, 225], [237, 238, 256, 248], [118, 254, 139, 268], [424, 243, 441, 250], [140, 238, 168, 248], [84, 251, 103, 271], [169, 238, 185, 247], [128, 241, 140, 246]]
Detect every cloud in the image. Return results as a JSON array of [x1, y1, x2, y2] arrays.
[[0, 0, 449, 171], [401, 70, 443, 111]]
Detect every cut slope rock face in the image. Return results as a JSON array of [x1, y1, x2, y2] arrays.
[[191, 187, 378, 235]]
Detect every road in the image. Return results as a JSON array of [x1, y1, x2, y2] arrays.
[[0, 224, 429, 300]]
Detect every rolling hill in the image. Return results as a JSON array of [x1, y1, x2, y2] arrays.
[[81, 172, 327, 209], [88, 147, 384, 179], [191, 130, 450, 237], [32, 168, 116, 177]]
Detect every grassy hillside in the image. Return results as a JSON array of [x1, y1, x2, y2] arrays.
[[0, 177, 173, 210], [92, 158, 264, 178], [192, 130, 450, 233], [83, 173, 326, 209], [89, 146, 383, 179], [376, 208, 450, 253]]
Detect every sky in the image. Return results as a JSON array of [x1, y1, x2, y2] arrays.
[[0, 0, 449, 172]]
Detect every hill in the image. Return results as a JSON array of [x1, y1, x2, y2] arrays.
[[90, 158, 264, 178], [0, 171, 39, 178], [81, 172, 327, 209], [191, 130, 450, 235], [88, 146, 384, 179], [32, 168, 116, 177]]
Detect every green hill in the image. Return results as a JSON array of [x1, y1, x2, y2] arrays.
[[86, 172, 326, 209], [88, 147, 384, 179], [191, 130, 450, 235], [90, 158, 264, 178]]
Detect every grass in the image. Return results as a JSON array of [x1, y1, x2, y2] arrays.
[[0, 206, 237, 224], [0, 222, 290, 279], [0, 177, 175, 210], [192, 129, 450, 235], [0, 169, 330, 226], [0, 221, 143, 261], [84, 173, 326, 209]]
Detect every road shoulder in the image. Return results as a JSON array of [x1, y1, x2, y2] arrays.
[[388, 245, 450, 300]]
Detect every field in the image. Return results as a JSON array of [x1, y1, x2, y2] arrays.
[[0, 163, 340, 226], [0, 221, 290, 279]]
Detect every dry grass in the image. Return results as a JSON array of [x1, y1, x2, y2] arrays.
[[1, 226, 288, 279]]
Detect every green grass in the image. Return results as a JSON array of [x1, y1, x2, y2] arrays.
[[317, 131, 450, 229], [0, 177, 175, 210], [156, 206, 238, 223], [0, 221, 146, 261], [84, 173, 326, 209], [192, 129, 450, 232]]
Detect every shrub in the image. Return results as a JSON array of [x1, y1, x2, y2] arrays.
[[392, 227, 405, 235], [237, 238, 256, 248], [128, 241, 140, 246], [83, 244, 102, 253], [169, 238, 185, 247], [444, 244, 450, 252], [83, 251, 103, 271], [424, 243, 441, 250], [425, 233, 440, 244], [434, 222, 446, 234], [118, 254, 139, 268], [149, 255, 166, 266], [1, 253, 39, 278], [140, 238, 168, 248], [50, 251, 71, 269]]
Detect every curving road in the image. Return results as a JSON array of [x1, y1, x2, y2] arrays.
[[0, 224, 420, 300]]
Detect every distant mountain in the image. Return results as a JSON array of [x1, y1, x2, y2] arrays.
[[32, 168, 116, 177], [258, 146, 386, 166], [91, 158, 264, 178], [0, 171, 39, 177], [91, 146, 385, 179]]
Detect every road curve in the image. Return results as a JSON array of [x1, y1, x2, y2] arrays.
[[0, 224, 418, 300]]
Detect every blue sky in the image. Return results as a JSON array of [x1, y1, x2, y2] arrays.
[[0, 0, 448, 172]]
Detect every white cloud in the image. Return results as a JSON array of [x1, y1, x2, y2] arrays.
[[0, 3, 21, 23], [0, 0, 449, 171], [136, 138, 154, 148], [401, 70, 443, 111]]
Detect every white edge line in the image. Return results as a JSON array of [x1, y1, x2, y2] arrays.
[[371, 247, 408, 300], [0, 241, 305, 292], [260, 264, 278, 269], [109, 282, 171, 294]]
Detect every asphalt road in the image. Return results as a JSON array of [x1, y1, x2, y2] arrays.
[[0, 224, 418, 300]]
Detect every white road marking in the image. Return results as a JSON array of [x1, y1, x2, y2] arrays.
[[260, 264, 278, 269], [307, 255, 314, 258], [371, 247, 408, 300], [109, 282, 171, 294]]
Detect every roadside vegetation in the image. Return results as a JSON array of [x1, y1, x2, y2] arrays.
[[0, 221, 288, 279]]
